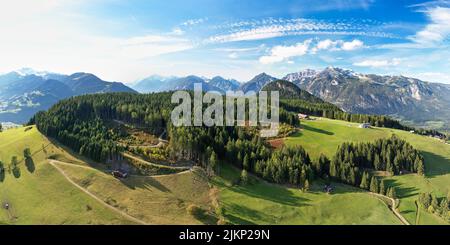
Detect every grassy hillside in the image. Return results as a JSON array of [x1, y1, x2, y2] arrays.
[[285, 118, 450, 225], [214, 164, 401, 225], [55, 163, 216, 224], [0, 126, 132, 224], [0, 126, 215, 224]]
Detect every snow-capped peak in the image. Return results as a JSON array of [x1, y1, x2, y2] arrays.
[[283, 69, 318, 82], [15, 67, 50, 77]]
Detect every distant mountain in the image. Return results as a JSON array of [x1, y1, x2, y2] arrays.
[[284, 67, 450, 130], [133, 75, 240, 93], [0, 69, 136, 124], [132, 75, 178, 93], [261, 80, 323, 103], [170, 75, 223, 92], [60, 72, 136, 95], [240, 73, 277, 92], [208, 76, 240, 91]]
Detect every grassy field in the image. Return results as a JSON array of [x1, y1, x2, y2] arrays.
[[214, 164, 401, 225], [285, 118, 450, 225], [0, 126, 215, 224], [0, 126, 132, 224], [56, 163, 216, 224]]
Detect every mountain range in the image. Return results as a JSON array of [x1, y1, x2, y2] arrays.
[[283, 67, 450, 130], [0, 68, 136, 124], [1, 67, 449, 131]]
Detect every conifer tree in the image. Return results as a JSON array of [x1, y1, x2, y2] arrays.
[[240, 169, 248, 185], [379, 179, 385, 195], [304, 179, 310, 192], [369, 176, 379, 193], [360, 171, 369, 189], [431, 195, 439, 209], [243, 154, 250, 170]]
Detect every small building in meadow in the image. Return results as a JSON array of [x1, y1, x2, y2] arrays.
[[359, 123, 371, 128], [298, 113, 309, 120]]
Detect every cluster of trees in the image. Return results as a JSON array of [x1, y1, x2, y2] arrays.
[[331, 135, 424, 178], [31, 93, 174, 162], [254, 146, 313, 187], [305, 136, 423, 193], [418, 192, 450, 221], [31, 92, 299, 162]]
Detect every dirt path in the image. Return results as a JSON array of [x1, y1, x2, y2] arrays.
[[122, 152, 191, 170], [369, 192, 410, 225], [51, 159, 192, 178], [48, 160, 148, 225], [415, 201, 420, 225]]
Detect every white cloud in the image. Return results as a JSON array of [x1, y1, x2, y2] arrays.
[[260, 39, 363, 64], [228, 52, 238, 59], [171, 27, 185, 35], [259, 40, 312, 64], [120, 35, 193, 59], [181, 18, 207, 26], [353, 58, 401, 68], [341, 39, 364, 50], [409, 7, 450, 45], [316, 39, 339, 50], [209, 27, 284, 42], [311, 39, 364, 53]]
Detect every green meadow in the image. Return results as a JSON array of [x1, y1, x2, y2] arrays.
[[0, 127, 131, 224], [214, 164, 401, 225], [285, 118, 450, 225]]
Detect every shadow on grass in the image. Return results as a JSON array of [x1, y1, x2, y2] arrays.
[[0, 170, 4, 182], [302, 124, 334, 135], [383, 179, 419, 198], [119, 175, 171, 193], [421, 151, 450, 178], [223, 203, 265, 224], [25, 157, 35, 173], [225, 180, 311, 207]]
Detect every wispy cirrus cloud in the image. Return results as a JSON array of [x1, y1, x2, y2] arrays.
[[181, 18, 208, 26], [120, 35, 194, 59], [207, 18, 396, 43]]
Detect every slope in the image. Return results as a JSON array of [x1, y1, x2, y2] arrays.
[[285, 118, 450, 225]]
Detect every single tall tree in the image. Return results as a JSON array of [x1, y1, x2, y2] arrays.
[[379, 179, 386, 195], [369, 176, 379, 193], [360, 171, 369, 189]]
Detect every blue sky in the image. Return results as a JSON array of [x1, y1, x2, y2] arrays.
[[1, 0, 450, 84]]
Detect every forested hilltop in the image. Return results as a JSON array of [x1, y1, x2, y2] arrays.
[[28, 89, 436, 195]]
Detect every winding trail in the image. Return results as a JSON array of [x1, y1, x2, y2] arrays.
[[369, 192, 410, 225], [122, 152, 191, 171], [48, 160, 148, 225]]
